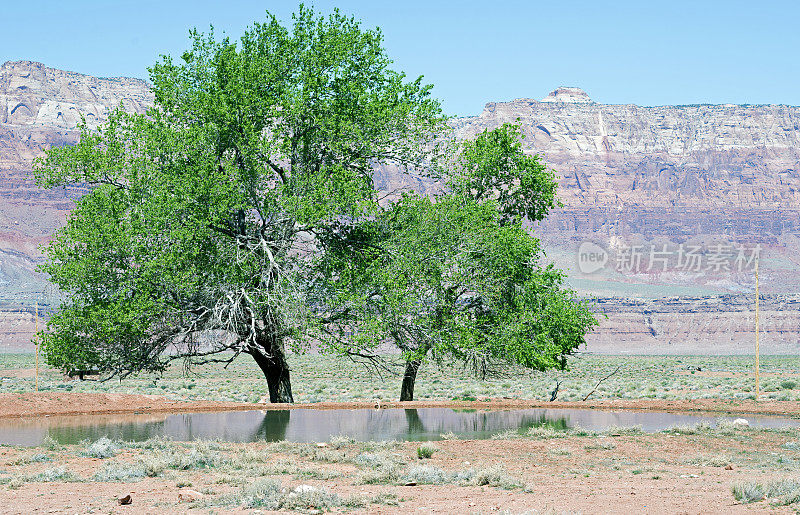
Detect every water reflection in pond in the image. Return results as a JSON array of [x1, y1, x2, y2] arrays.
[[1, 407, 799, 446]]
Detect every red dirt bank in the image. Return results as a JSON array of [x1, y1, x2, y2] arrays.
[[2, 392, 799, 419]]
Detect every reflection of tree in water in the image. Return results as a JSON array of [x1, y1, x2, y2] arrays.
[[40, 408, 573, 445], [404, 409, 426, 434], [47, 417, 169, 445], [244, 409, 568, 440], [518, 414, 569, 432], [44, 410, 293, 445], [253, 410, 291, 441], [401, 409, 572, 438]]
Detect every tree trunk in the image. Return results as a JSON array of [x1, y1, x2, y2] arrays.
[[400, 359, 422, 401], [250, 345, 294, 403]]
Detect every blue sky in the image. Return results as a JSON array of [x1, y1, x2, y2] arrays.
[[2, 1, 798, 116]]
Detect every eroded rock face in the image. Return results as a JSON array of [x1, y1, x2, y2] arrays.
[[0, 61, 152, 336], [0, 61, 152, 127], [453, 97, 800, 222], [1, 61, 799, 352], [540, 86, 593, 103]]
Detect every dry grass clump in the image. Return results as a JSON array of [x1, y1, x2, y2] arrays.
[[401, 464, 450, 485], [93, 461, 147, 482], [84, 437, 119, 459], [472, 464, 524, 490], [5, 466, 82, 489], [732, 478, 800, 505], [137, 440, 227, 477], [686, 454, 731, 467]]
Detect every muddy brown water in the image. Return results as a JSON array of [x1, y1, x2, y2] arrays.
[[2, 408, 799, 446]]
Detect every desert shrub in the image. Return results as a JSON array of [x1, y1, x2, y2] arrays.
[[525, 426, 567, 439], [355, 440, 403, 453], [139, 440, 226, 476], [139, 452, 168, 477], [85, 437, 119, 459], [237, 478, 283, 509], [93, 462, 147, 482], [665, 423, 711, 435], [28, 466, 80, 483], [229, 447, 270, 469], [355, 452, 405, 469], [402, 465, 448, 485], [357, 468, 400, 485], [40, 436, 62, 451], [354, 451, 404, 484], [328, 435, 355, 449], [213, 479, 342, 510], [127, 436, 176, 451], [472, 465, 524, 489], [178, 441, 225, 469], [10, 453, 52, 465], [295, 468, 343, 480], [602, 425, 643, 436], [686, 454, 731, 467], [584, 440, 616, 450], [765, 478, 800, 505], [342, 492, 399, 508], [732, 481, 764, 503], [264, 440, 296, 454], [5, 476, 24, 490], [307, 448, 351, 464], [491, 429, 524, 440], [281, 484, 341, 511], [732, 478, 800, 505], [416, 443, 438, 459], [781, 380, 798, 390]]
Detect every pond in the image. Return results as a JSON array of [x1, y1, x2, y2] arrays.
[[2, 407, 799, 446]]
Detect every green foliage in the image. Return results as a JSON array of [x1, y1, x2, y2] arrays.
[[316, 124, 596, 393], [449, 122, 561, 224], [416, 443, 437, 459], [33, 6, 593, 400], [33, 6, 445, 392]]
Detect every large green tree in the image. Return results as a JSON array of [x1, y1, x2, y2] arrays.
[[315, 125, 598, 401], [34, 7, 445, 402]]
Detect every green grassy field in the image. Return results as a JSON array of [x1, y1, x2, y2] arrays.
[[3, 353, 799, 404]]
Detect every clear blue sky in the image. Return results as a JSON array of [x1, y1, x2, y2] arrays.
[[2, 1, 798, 116]]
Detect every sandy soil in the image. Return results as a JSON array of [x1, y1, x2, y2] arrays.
[[0, 431, 794, 513], [2, 391, 800, 419]]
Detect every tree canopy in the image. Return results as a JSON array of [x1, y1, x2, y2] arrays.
[[35, 6, 446, 402], [314, 124, 597, 400], [35, 7, 597, 403]]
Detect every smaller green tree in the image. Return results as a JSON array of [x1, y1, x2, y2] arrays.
[[315, 124, 597, 401]]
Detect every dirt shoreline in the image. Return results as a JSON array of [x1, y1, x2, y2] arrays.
[[2, 391, 800, 419]]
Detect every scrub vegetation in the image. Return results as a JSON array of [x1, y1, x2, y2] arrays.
[[2, 421, 800, 511], [3, 353, 798, 404]]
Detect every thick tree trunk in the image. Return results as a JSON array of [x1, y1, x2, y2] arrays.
[[399, 359, 422, 401], [250, 345, 294, 403]]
